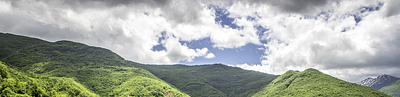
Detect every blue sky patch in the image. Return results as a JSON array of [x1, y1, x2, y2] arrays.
[[151, 44, 166, 51], [255, 25, 269, 44], [178, 37, 265, 65], [151, 31, 168, 52], [210, 5, 242, 29]]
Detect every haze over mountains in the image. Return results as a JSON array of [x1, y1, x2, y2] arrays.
[[0, 32, 394, 96]]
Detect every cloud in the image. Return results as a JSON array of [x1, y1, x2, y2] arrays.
[[382, 0, 400, 17], [1, 0, 400, 83], [204, 53, 215, 59], [231, 1, 400, 82], [240, 0, 328, 15], [0, 0, 218, 64], [164, 37, 210, 63]]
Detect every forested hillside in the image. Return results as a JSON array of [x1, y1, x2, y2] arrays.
[[0, 61, 98, 96], [1, 32, 395, 97], [0, 33, 47, 59], [0, 32, 188, 97], [131, 63, 278, 97], [252, 68, 390, 97], [380, 79, 400, 97]]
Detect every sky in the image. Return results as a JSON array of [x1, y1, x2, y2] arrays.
[[0, 0, 400, 82]]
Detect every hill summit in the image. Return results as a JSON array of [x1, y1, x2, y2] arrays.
[[252, 68, 390, 97]]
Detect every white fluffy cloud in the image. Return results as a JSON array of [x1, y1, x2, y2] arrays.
[[0, 0, 215, 64], [0, 0, 263, 64], [204, 53, 216, 59], [230, 0, 400, 82], [1, 0, 400, 82]]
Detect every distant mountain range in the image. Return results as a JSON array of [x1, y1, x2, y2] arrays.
[[359, 74, 399, 90], [0, 32, 392, 96], [359, 74, 400, 97]]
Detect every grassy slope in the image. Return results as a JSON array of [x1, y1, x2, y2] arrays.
[[252, 68, 390, 97], [0, 33, 188, 96], [0, 33, 47, 60], [131, 63, 278, 97], [0, 61, 99, 96], [380, 79, 400, 97]]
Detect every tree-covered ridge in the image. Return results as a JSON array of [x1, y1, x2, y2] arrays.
[[2, 32, 396, 97], [2, 40, 125, 69], [252, 68, 390, 97], [380, 79, 400, 97], [131, 63, 278, 97], [0, 32, 47, 60], [0, 37, 188, 96], [0, 61, 99, 96]]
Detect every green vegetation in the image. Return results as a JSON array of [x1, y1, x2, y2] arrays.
[[0, 32, 188, 97], [0, 33, 47, 59], [2, 32, 396, 97], [380, 79, 400, 97], [131, 63, 278, 97], [0, 61, 98, 96], [252, 68, 390, 97]]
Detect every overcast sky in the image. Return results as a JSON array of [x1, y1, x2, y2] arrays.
[[1, 0, 400, 82]]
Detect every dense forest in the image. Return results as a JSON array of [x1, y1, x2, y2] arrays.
[[131, 63, 277, 97], [0, 32, 392, 96], [0, 61, 98, 96]]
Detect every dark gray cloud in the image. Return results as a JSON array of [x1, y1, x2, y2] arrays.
[[383, 0, 400, 17], [245, 0, 328, 15], [0, 12, 85, 41], [10, 0, 171, 10], [9, 0, 202, 24]]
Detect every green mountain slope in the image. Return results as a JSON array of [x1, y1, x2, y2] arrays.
[[0, 33, 188, 96], [0, 33, 47, 59], [0, 61, 98, 96], [131, 63, 278, 97], [252, 68, 390, 97], [3, 32, 393, 97], [380, 79, 400, 97]]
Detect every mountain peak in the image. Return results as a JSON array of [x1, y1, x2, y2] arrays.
[[359, 74, 399, 90], [377, 74, 398, 79]]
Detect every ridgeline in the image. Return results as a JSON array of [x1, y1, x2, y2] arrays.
[[0, 32, 188, 97], [0, 32, 392, 96], [252, 68, 390, 97]]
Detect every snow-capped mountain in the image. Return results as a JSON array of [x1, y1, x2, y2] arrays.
[[359, 74, 399, 90]]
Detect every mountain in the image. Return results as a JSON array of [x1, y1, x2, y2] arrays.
[[252, 68, 390, 97], [359, 74, 400, 97], [0, 33, 47, 59], [359, 74, 399, 90], [0, 32, 188, 96], [0, 61, 98, 96], [131, 63, 278, 97], [1, 32, 394, 97], [380, 79, 400, 97]]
